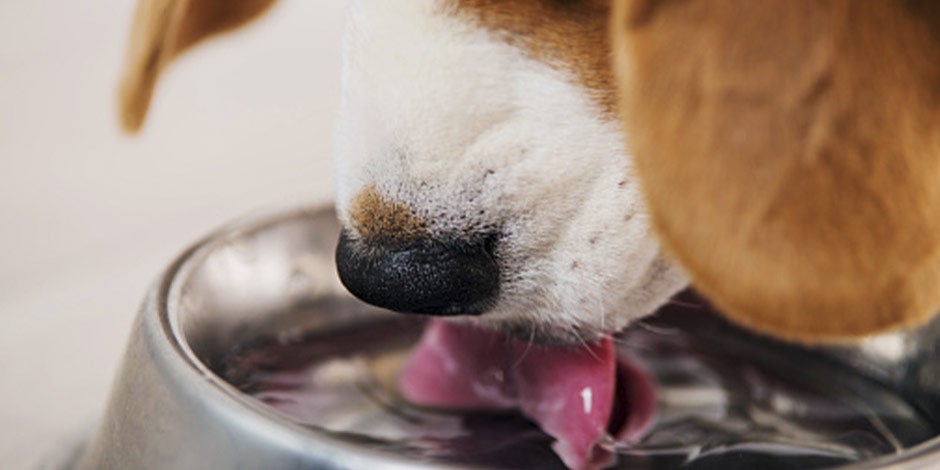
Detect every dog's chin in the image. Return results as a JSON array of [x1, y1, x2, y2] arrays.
[[449, 315, 607, 348]]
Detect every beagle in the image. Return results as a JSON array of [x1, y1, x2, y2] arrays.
[[120, 0, 940, 345]]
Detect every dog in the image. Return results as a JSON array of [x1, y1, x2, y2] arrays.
[[120, 0, 940, 345]]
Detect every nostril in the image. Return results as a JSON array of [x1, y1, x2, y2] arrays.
[[335, 231, 500, 316]]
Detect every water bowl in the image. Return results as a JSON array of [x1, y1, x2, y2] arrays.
[[72, 206, 940, 469]]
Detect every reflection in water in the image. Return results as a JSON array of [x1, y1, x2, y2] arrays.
[[217, 295, 938, 470]]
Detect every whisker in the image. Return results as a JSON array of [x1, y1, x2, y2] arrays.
[[634, 321, 681, 336], [665, 298, 705, 309], [576, 329, 604, 363], [510, 326, 538, 369]]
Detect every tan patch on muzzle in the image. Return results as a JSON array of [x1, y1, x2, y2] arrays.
[[348, 186, 429, 244]]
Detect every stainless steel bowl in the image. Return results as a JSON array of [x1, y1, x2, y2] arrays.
[[72, 206, 940, 469]]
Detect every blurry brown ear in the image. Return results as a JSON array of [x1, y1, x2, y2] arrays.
[[611, 0, 940, 342], [119, 0, 277, 132]]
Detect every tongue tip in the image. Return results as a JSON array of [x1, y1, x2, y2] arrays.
[[613, 356, 658, 443], [543, 350, 658, 470], [553, 440, 619, 470]]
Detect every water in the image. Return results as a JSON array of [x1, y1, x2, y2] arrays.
[[214, 294, 939, 469]]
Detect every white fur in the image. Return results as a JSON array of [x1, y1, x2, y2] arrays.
[[334, 0, 687, 341]]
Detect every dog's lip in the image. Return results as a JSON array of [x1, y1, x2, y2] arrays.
[[465, 317, 606, 348]]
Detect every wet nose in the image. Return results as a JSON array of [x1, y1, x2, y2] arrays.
[[335, 231, 499, 316]]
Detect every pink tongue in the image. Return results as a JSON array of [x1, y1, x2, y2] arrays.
[[399, 319, 656, 470]]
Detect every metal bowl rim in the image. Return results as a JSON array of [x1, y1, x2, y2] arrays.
[[156, 204, 940, 470]]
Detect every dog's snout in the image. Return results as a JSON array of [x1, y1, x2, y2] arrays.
[[335, 231, 499, 316], [338, 186, 499, 315]]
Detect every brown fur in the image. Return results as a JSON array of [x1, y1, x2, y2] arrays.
[[449, 0, 616, 115], [349, 186, 429, 244], [119, 0, 276, 132], [612, 0, 940, 341]]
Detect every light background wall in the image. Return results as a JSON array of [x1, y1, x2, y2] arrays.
[[0, 1, 348, 466]]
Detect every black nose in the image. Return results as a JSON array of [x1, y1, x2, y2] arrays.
[[335, 231, 499, 316]]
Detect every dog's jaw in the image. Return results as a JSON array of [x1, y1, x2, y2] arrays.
[[334, 0, 686, 343]]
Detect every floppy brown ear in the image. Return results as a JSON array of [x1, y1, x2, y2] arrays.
[[119, 0, 277, 132], [611, 0, 940, 342]]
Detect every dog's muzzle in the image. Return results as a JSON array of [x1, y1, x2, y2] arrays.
[[335, 231, 499, 316]]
